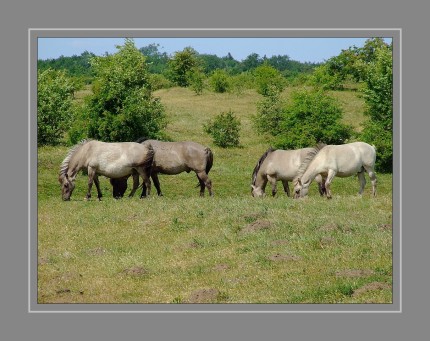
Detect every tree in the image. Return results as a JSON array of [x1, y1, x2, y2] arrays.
[[272, 89, 353, 149], [253, 63, 286, 96], [167, 47, 200, 87], [204, 110, 241, 148], [37, 68, 76, 145], [360, 42, 393, 172], [71, 39, 167, 143]]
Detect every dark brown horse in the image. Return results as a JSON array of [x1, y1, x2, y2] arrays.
[[111, 138, 214, 197]]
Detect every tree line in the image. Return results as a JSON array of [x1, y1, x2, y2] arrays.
[[37, 38, 393, 172]]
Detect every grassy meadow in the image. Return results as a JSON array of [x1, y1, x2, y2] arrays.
[[37, 86, 393, 304]]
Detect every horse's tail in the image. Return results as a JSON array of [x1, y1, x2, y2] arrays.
[[205, 147, 214, 174]]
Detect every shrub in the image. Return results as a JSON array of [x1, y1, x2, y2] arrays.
[[253, 85, 286, 136], [209, 69, 231, 93], [76, 39, 167, 143], [360, 44, 393, 172], [37, 68, 76, 145], [204, 110, 241, 148], [187, 69, 206, 95], [253, 63, 286, 96], [273, 89, 353, 149]]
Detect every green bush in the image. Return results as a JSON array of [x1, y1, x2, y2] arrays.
[[37, 68, 77, 145], [209, 69, 231, 93], [254, 86, 285, 136], [273, 89, 353, 149], [187, 69, 206, 95], [360, 43, 393, 172], [75, 39, 167, 143], [253, 63, 286, 96], [204, 110, 241, 148]]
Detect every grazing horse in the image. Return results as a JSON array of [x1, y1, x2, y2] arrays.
[[58, 139, 154, 201], [295, 142, 377, 199], [251, 147, 326, 197], [111, 138, 214, 197]]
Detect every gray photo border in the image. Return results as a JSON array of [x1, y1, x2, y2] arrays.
[[30, 28, 401, 313]]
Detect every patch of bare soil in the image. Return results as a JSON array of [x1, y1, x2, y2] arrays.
[[240, 220, 271, 234], [188, 288, 220, 303], [86, 247, 106, 256], [378, 223, 392, 231], [270, 239, 289, 246], [335, 269, 375, 278], [213, 264, 229, 271], [38, 257, 50, 265], [122, 266, 148, 276], [319, 236, 336, 247], [319, 223, 340, 232], [268, 253, 301, 262], [352, 282, 392, 297]]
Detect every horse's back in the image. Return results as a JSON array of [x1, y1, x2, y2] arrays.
[[144, 140, 209, 174], [264, 149, 310, 180], [316, 142, 376, 175]]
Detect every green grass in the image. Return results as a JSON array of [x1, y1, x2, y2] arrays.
[[38, 86, 392, 304]]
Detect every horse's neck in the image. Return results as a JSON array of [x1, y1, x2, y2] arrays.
[[302, 163, 320, 184], [254, 170, 267, 188], [68, 151, 85, 178]]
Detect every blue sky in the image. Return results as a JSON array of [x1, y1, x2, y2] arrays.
[[38, 37, 391, 63]]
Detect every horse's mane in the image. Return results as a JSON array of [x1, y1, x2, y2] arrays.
[[294, 142, 327, 184], [59, 139, 91, 179], [252, 147, 275, 185], [135, 137, 149, 143]]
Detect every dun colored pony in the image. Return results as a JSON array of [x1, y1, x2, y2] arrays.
[[251, 147, 326, 197], [110, 139, 214, 197], [58, 139, 154, 201], [295, 141, 377, 199]]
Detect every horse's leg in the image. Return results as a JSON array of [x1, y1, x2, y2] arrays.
[[86, 167, 96, 200], [152, 173, 163, 196], [134, 167, 151, 198], [93, 174, 102, 201], [325, 169, 336, 199], [315, 174, 326, 196], [281, 180, 290, 197], [128, 172, 140, 197], [357, 169, 366, 195], [364, 166, 377, 197], [266, 175, 277, 197], [196, 171, 213, 197]]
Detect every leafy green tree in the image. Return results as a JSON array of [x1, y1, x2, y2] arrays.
[[209, 69, 231, 93], [167, 47, 200, 87], [204, 110, 241, 148], [254, 85, 286, 136], [37, 68, 76, 145], [273, 89, 353, 149], [241, 53, 263, 71], [361, 42, 393, 172], [71, 39, 167, 143], [253, 63, 286, 96]]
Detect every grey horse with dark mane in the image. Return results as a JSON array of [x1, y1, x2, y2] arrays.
[[251, 147, 326, 197], [110, 138, 214, 197], [58, 139, 154, 201]]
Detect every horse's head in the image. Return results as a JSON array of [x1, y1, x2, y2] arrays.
[[59, 174, 76, 201], [251, 185, 265, 198], [294, 178, 309, 198]]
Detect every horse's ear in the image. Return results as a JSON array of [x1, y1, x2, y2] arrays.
[[297, 178, 302, 186]]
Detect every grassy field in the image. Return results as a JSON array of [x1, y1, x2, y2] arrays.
[[37, 86, 392, 304]]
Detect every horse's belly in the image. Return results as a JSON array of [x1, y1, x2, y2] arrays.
[[97, 164, 132, 178], [157, 164, 188, 175]]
